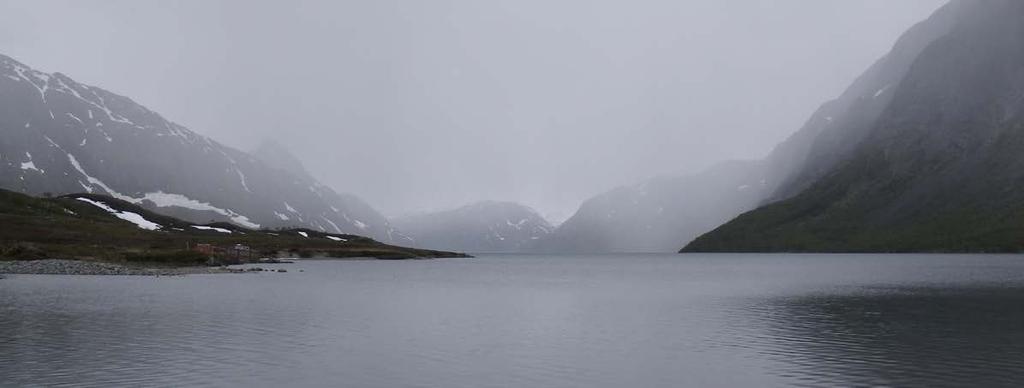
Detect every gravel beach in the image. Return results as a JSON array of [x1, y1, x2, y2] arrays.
[[0, 259, 242, 276]]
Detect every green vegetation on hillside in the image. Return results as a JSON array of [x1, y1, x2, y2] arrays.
[[0, 189, 468, 265], [682, 149, 1024, 253]]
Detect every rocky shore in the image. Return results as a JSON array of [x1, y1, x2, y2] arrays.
[[0, 259, 245, 276]]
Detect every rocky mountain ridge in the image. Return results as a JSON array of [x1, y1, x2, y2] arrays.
[[0, 53, 405, 243]]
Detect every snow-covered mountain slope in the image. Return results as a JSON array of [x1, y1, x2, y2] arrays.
[[0, 53, 403, 243], [392, 201, 552, 252]]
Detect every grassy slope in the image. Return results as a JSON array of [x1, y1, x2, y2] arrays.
[[0, 189, 469, 264], [682, 146, 1024, 254]]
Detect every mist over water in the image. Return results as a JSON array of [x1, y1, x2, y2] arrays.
[[0, 0, 945, 218]]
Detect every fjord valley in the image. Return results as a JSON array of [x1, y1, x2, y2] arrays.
[[3, 1, 1024, 257], [5, 1, 1007, 257], [7, 1, 1024, 387]]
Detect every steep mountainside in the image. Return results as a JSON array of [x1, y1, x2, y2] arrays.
[[251, 139, 409, 244], [539, 1, 963, 253], [392, 201, 552, 252], [766, 1, 962, 200], [0, 54, 403, 243], [686, 0, 1024, 252]]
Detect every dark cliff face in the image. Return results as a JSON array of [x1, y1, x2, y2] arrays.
[[393, 201, 552, 253], [686, 0, 1024, 252], [0, 54, 404, 243]]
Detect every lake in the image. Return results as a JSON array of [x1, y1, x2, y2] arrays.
[[2, 254, 1024, 387]]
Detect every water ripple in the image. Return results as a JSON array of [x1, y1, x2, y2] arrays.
[[2, 255, 1024, 387]]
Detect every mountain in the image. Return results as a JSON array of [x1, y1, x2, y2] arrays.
[[392, 201, 553, 252], [250, 139, 410, 244], [539, 1, 965, 254], [685, 0, 1024, 252], [0, 188, 466, 262], [535, 161, 771, 253], [0, 54, 405, 243], [253, 139, 313, 179]]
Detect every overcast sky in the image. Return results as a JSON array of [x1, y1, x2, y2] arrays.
[[0, 0, 944, 222]]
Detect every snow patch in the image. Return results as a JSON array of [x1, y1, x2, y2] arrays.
[[20, 161, 39, 172], [140, 191, 260, 229], [326, 236, 348, 242], [66, 153, 134, 202], [11, 65, 49, 102], [82, 88, 134, 125], [235, 169, 251, 193], [506, 219, 528, 230], [20, 152, 40, 172], [275, 211, 290, 221], [321, 216, 343, 234], [353, 220, 368, 230], [191, 225, 232, 234], [297, 231, 309, 238], [42, 136, 259, 230], [873, 85, 890, 98], [76, 197, 161, 231]]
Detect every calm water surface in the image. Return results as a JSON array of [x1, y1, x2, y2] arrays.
[[2, 254, 1024, 387]]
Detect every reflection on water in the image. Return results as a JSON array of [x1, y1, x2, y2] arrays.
[[745, 287, 1024, 387], [1, 254, 1023, 387]]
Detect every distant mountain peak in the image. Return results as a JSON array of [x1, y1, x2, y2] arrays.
[[393, 201, 553, 252]]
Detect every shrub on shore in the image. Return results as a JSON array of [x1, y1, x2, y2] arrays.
[[123, 250, 209, 266], [0, 242, 48, 261]]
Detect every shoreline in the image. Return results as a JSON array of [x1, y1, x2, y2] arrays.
[[0, 259, 248, 276], [0, 257, 439, 277]]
